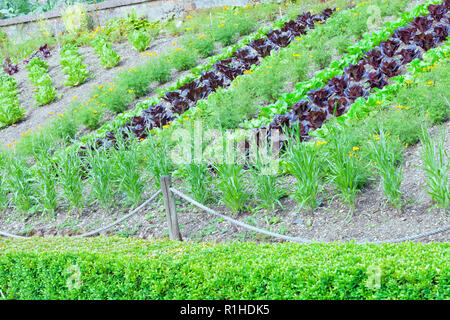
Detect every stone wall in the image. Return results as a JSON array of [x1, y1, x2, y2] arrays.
[[0, 0, 251, 41]]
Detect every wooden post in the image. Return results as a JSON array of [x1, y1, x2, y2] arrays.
[[160, 176, 182, 241]]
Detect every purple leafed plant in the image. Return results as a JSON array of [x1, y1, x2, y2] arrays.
[[344, 62, 366, 81], [398, 46, 422, 64], [379, 39, 401, 57]]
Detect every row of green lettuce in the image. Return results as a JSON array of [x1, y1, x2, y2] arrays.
[[0, 237, 448, 299], [238, 0, 444, 129]]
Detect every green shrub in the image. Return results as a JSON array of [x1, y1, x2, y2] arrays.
[[0, 238, 448, 300]]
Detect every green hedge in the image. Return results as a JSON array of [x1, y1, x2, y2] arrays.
[[0, 237, 448, 299]]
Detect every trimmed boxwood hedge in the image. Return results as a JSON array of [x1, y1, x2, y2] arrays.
[[0, 237, 448, 299]]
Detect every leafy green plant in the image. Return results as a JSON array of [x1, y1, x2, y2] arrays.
[[112, 134, 145, 206], [418, 126, 449, 212], [185, 162, 212, 204], [60, 43, 90, 86], [249, 154, 284, 211], [214, 163, 250, 215], [4, 154, 37, 213], [368, 129, 403, 211], [34, 159, 58, 218], [285, 133, 324, 213], [128, 30, 151, 52]]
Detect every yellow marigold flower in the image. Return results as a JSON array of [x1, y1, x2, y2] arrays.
[[58, 114, 63, 117], [186, 15, 192, 19], [354, 12, 358, 16], [405, 80, 411, 84], [352, 146, 359, 151], [98, 85, 103, 89], [183, 117, 189, 121], [349, 153, 353, 157], [93, 110, 98, 114], [309, 54, 314, 58], [427, 81, 433, 85], [129, 90, 134, 93], [37, 126, 41, 130], [163, 125, 169, 128], [195, 49, 199, 52], [426, 113, 430, 117], [7, 143, 11, 147], [101, 104, 106, 107], [73, 96, 77, 99], [293, 53, 301, 57]]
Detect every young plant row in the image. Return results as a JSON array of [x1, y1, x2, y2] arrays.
[[1, 44, 51, 76], [84, 8, 338, 150], [25, 57, 58, 106], [308, 42, 450, 214], [60, 43, 90, 87], [72, 1, 348, 147], [81, 0, 412, 147], [0, 73, 25, 127], [1, 238, 448, 300], [10, 1, 342, 155]]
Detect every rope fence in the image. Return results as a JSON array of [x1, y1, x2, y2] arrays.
[[0, 176, 449, 244]]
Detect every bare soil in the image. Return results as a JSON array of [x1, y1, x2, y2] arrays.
[[1, 122, 448, 243]]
